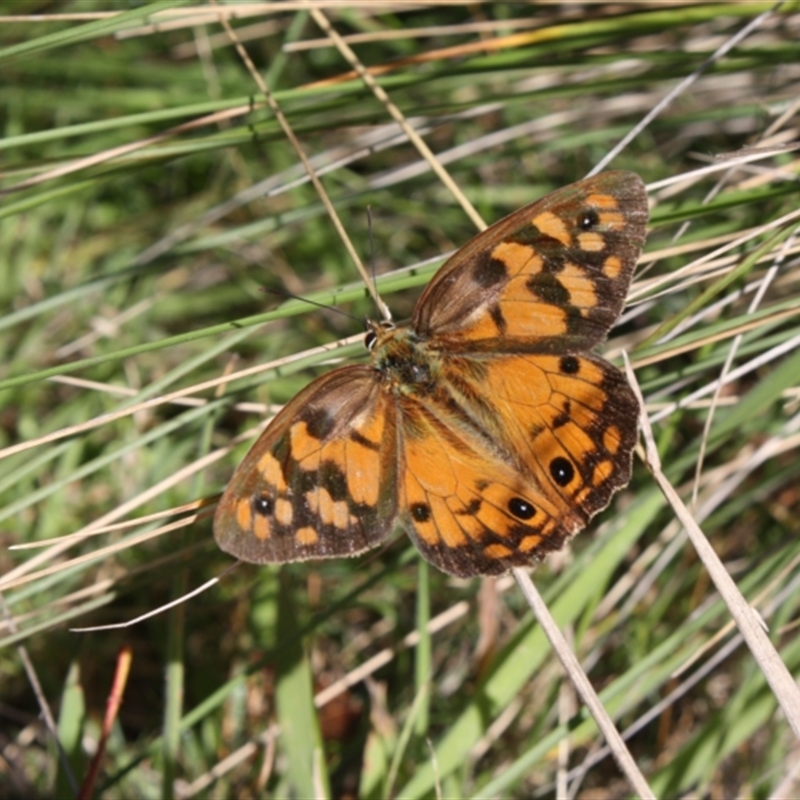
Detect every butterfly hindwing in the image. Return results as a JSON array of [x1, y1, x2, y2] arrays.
[[413, 171, 647, 353], [214, 366, 399, 564], [396, 394, 574, 577], [395, 351, 638, 577]]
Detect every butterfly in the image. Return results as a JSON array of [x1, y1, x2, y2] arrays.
[[214, 171, 648, 578]]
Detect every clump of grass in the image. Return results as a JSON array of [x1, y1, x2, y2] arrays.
[[1, 3, 799, 798]]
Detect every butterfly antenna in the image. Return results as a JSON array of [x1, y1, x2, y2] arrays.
[[366, 206, 392, 323], [262, 286, 363, 324]]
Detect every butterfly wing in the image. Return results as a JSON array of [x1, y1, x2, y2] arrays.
[[214, 366, 399, 564], [413, 171, 647, 352], [396, 352, 638, 577]]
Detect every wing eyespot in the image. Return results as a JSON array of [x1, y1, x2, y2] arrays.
[[252, 495, 274, 516], [410, 503, 431, 522], [508, 497, 536, 520], [578, 208, 600, 231], [559, 355, 579, 374], [550, 457, 575, 487]]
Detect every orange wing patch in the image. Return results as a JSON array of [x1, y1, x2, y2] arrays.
[[530, 210, 571, 246]]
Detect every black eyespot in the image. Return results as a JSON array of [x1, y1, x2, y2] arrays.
[[550, 457, 575, 487], [252, 495, 274, 516], [365, 330, 377, 350], [410, 503, 431, 522], [560, 355, 579, 375], [578, 208, 600, 230], [508, 497, 536, 520]]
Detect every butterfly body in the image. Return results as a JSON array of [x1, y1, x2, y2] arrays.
[[214, 171, 648, 577]]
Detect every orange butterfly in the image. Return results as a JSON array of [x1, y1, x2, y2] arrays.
[[214, 171, 648, 577]]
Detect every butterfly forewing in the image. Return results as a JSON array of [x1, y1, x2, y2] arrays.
[[214, 366, 399, 564], [413, 170, 647, 353]]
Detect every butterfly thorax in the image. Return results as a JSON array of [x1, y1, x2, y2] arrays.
[[368, 322, 440, 395]]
